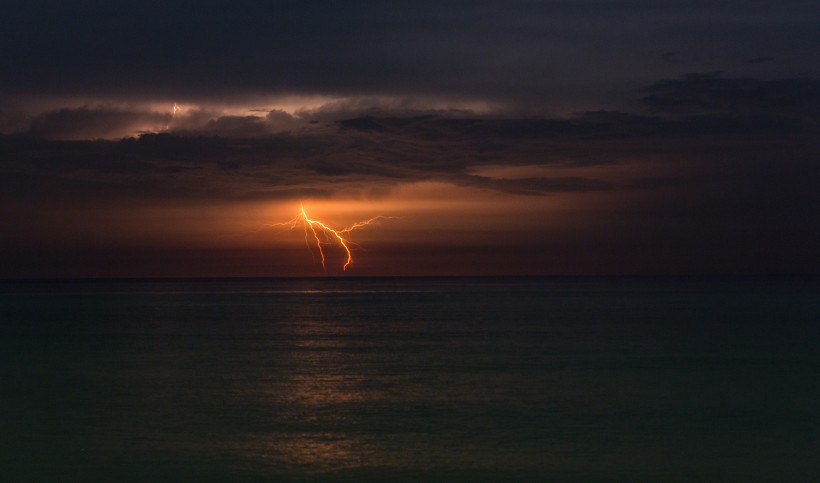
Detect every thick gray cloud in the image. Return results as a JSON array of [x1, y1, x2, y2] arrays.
[[641, 74, 820, 115], [26, 107, 170, 140], [2, 1, 818, 110], [2, 75, 817, 207]]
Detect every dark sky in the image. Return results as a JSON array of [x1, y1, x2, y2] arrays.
[[1, 1, 819, 276]]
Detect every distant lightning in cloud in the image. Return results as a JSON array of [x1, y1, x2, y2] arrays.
[[264, 204, 394, 271], [165, 102, 181, 130]]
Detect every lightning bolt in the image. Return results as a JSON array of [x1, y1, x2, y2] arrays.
[[263, 204, 394, 271], [165, 102, 182, 130]]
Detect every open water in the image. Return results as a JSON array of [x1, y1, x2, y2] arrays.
[[1, 277, 818, 481]]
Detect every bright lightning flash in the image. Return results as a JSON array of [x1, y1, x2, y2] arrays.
[[265, 204, 394, 271]]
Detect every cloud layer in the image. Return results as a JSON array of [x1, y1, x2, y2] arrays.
[[2, 75, 817, 277], [2, 1, 818, 110]]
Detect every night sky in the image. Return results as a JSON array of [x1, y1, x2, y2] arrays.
[[2, 1, 819, 277]]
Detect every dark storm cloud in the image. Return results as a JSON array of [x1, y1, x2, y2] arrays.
[[2, 1, 818, 108], [14, 106, 307, 140], [0, 128, 610, 202], [26, 107, 170, 140], [641, 74, 820, 115], [454, 174, 611, 195], [2, 69, 819, 274], [2, 74, 817, 206]]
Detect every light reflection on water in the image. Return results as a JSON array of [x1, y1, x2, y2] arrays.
[[1, 277, 819, 481], [241, 300, 404, 474]]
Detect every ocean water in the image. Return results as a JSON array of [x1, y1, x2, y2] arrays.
[[1, 277, 818, 482]]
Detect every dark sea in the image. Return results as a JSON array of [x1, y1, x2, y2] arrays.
[[1, 277, 818, 482]]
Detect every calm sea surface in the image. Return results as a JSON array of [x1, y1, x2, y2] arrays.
[[1, 277, 818, 481]]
